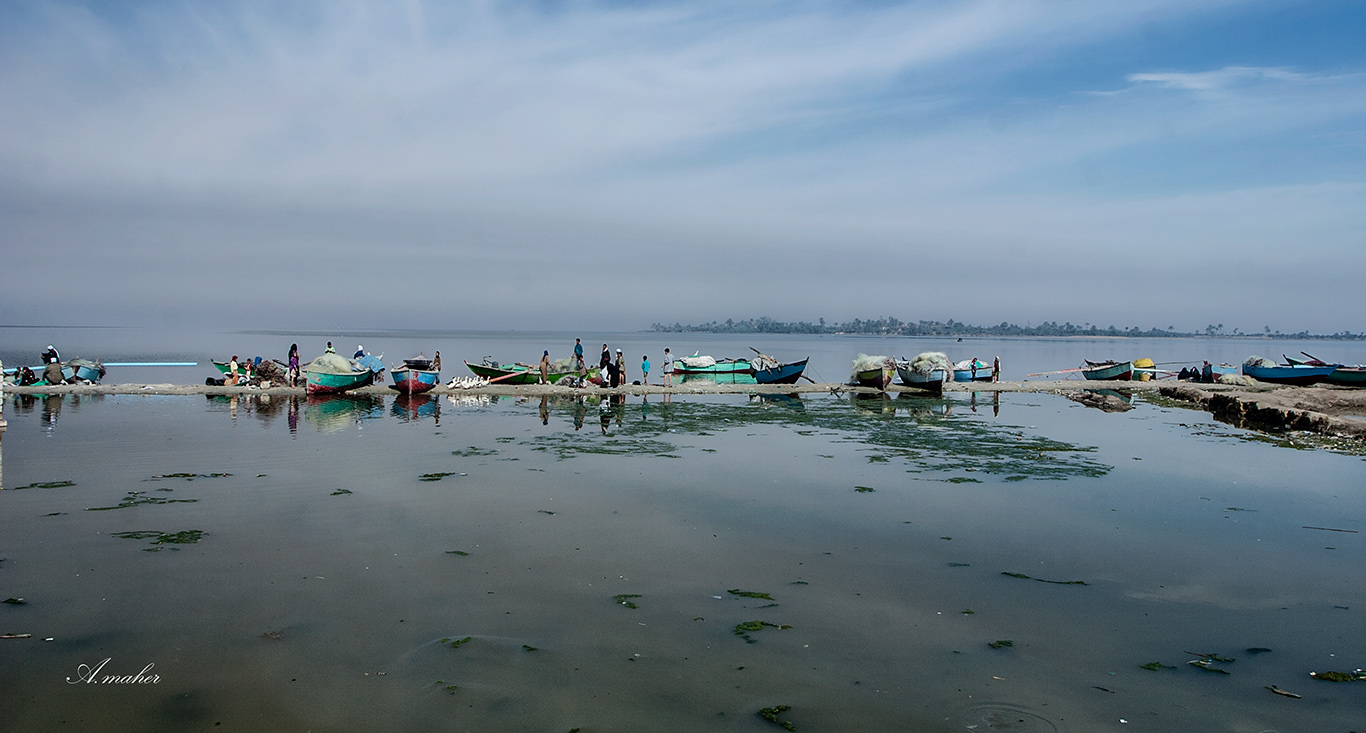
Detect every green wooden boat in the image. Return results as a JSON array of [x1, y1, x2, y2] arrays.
[[465, 360, 597, 384]]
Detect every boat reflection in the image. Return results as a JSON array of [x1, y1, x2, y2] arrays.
[[749, 393, 806, 412], [850, 392, 894, 414], [305, 394, 385, 433], [893, 391, 954, 417], [391, 393, 441, 424]]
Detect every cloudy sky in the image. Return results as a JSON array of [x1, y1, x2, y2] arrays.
[[2, 0, 1363, 333]]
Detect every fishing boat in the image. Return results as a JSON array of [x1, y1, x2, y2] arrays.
[[753, 358, 809, 385], [1200, 362, 1237, 382], [464, 359, 592, 384], [304, 353, 375, 395], [951, 358, 992, 382], [1132, 357, 1157, 381], [896, 352, 951, 393], [851, 355, 894, 390], [389, 357, 440, 395], [66, 358, 106, 383], [671, 354, 752, 375], [1081, 360, 1133, 381], [1284, 354, 1365, 387], [1241, 356, 1335, 386]]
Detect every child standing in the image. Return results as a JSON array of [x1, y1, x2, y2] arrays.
[[641, 355, 651, 385]]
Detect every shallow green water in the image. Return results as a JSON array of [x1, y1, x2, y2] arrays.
[[1, 391, 1362, 731]]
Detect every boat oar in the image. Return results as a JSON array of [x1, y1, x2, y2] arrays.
[[1025, 367, 1085, 377], [102, 362, 200, 367]]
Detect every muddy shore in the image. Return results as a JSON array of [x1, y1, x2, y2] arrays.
[[7, 379, 1365, 441]]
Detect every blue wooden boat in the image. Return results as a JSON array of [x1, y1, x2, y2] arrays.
[[1200, 362, 1237, 382], [896, 362, 949, 393], [952, 358, 991, 382], [1284, 355, 1364, 387], [1081, 360, 1133, 381], [753, 358, 808, 385], [389, 358, 440, 395], [1242, 360, 1335, 386]]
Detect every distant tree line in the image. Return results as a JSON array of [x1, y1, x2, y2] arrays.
[[649, 317, 1363, 340]]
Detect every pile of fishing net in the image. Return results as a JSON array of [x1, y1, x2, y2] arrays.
[[551, 356, 578, 373], [750, 353, 778, 371], [1218, 373, 1258, 386], [1244, 356, 1277, 369], [953, 358, 988, 372], [681, 354, 716, 369], [67, 357, 106, 380], [908, 352, 951, 374], [850, 354, 891, 380], [306, 353, 367, 375]]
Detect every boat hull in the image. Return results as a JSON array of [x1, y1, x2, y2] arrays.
[[1201, 364, 1237, 382], [672, 360, 752, 375], [305, 369, 374, 395], [1326, 366, 1366, 386], [855, 367, 893, 390], [465, 360, 591, 384], [1242, 364, 1336, 386], [952, 363, 992, 382], [1082, 361, 1133, 381], [389, 367, 440, 394], [754, 358, 808, 385], [896, 365, 949, 393]]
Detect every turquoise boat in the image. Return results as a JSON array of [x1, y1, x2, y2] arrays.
[[1081, 360, 1133, 381]]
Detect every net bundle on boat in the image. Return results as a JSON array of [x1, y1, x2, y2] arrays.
[[850, 354, 890, 380], [306, 353, 367, 375], [952, 358, 986, 372], [681, 354, 717, 369], [908, 352, 951, 374], [1244, 355, 1277, 369], [551, 356, 578, 373], [750, 353, 778, 371]]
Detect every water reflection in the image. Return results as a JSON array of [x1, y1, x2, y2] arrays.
[[5, 393, 104, 432], [391, 393, 441, 425], [305, 394, 385, 434], [968, 390, 1001, 416]]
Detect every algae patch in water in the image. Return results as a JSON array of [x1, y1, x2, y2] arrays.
[[86, 491, 198, 511], [1001, 571, 1088, 585], [111, 529, 205, 551], [1309, 670, 1366, 682], [441, 636, 473, 649], [419, 472, 459, 482], [613, 594, 642, 609], [989, 640, 1013, 649], [854, 486, 875, 493], [11, 480, 76, 490], [330, 489, 353, 496], [148, 473, 232, 481], [445, 550, 470, 556], [758, 704, 796, 731], [1140, 661, 1175, 671], [734, 620, 792, 643], [451, 446, 498, 457], [728, 589, 774, 601]]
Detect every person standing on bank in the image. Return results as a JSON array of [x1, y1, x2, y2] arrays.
[[287, 344, 300, 387], [992, 356, 1000, 383], [661, 348, 673, 387], [614, 349, 625, 388], [574, 339, 585, 375], [42, 345, 61, 364], [600, 344, 612, 385], [539, 350, 551, 384], [641, 354, 650, 385]]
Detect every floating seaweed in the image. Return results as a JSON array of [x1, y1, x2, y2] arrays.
[[1309, 669, 1365, 682], [111, 529, 205, 551], [11, 480, 76, 490], [3, 598, 25, 605], [728, 589, 774, 601], [613, 594, 642, 609], [1265, 685, 1301, 698], [989, 640, 1014, 649], [441, 636, 473, 649], [330, 489, 353, 496], [854, 486, 875, 493], [419, 472, 459, 482], [734, 620, 791, 643], [86, 491, 198, 511], [261, 630, 284, 641], [1140, 662, 1175, 671], [147, 473, 231, 481], [445, 550, 470, 556], [1001, 572, 1087, 586], [758, 704, 796, 731], [451, 446, 498, 457], [522, 645, 538, 652]]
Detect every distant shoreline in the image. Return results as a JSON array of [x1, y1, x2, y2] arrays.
[[651, 318, 1364, 340]]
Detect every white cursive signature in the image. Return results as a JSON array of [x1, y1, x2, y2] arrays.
[[66, 658, 160, 685]]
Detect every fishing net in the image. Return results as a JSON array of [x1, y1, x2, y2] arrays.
[[850, 354, 890, 379], [1219, 373, 1258, 386], [681, 354, 716, 368], [551, 356, 578, 372], [1243, 356, 1277, 369], [306, 353, 366, 375], [909, 352, 951, 374]]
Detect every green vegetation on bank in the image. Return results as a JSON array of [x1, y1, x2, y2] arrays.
[[651, 317, 1363, 340]]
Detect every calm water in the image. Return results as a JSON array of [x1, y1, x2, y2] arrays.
[[1, 383, 1363, 731], [4, 326, 1366, 386]]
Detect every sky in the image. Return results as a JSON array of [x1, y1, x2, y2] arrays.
[[2, 0, 1363, 334]]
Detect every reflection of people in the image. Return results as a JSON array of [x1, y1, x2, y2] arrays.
[[539, 395, 549, 424], [539, 351, 551, 384], [662, 348, 673, 387]]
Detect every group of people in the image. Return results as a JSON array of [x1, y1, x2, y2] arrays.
[[566, 339, 675, 388]]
